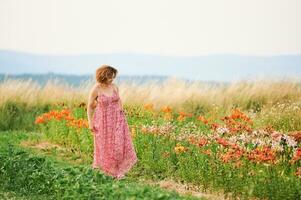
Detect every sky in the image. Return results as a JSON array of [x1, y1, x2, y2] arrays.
[[0, 0, 300, 81], [0, 0, 300, 56]]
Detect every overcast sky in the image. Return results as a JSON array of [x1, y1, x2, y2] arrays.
[[0, 0, 300, 56]]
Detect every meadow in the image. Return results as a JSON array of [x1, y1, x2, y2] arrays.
[[0, 77, 301, 200]]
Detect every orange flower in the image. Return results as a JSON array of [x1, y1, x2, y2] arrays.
[[210, 123, 220, 130], [161, 106, 172, 113], [178, 111, 186, 116], [216, 137, 230, 147], [247, 146, 276, 164], [144, 103, 154, 111], [200, 149, 211, 156], [220, 148, 243, 163], [55, 114, 63, 120], [177, 115, 186, 122], [198, 138, 209, 147], [64, 115, 75, 121], [49, 110, 59, 116], [188, 135, 198, 145], [140, 126, 148, 133], [220, 109, 253, 134], [197, 115, 209, 124], [61, 109, 71, 116], [289, 131, 301, 143], [178, 111, 193, 117], [230, 143, 240, 150], [290, 148, 301, 164], [34, 116, 45, 124], [43, 113, 52, 120]]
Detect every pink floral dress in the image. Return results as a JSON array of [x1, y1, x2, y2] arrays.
[[92, 85, 138, 180]]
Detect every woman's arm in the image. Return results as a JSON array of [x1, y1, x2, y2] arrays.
[[87, 84, 98, 130]]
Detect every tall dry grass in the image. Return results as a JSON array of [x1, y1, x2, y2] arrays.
[[1, 77, 301, 112]]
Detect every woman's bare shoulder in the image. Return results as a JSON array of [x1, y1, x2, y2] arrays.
[[90, 83, 100, 94], [112, 83, 118, 88]]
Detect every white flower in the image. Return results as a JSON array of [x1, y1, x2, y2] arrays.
[[216, 126, 230, 134]]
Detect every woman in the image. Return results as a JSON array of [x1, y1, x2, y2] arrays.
[[87, 64, 138, 180]]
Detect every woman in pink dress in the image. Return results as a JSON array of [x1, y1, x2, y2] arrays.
[[87, 64, 138, 180]]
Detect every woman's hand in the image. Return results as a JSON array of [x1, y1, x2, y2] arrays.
[[89, 123, 95, 135]]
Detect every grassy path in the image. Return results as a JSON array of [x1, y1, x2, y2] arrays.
[[0, 130, 213, 200]]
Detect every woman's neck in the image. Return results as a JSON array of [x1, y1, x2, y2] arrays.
[[98, 82, 112, 88]]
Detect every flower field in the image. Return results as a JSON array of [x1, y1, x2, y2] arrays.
[[33, 102, 301, 199], [1, 78, 301, 199]]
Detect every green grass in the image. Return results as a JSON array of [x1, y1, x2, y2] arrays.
[[0, 131, 203, 200]]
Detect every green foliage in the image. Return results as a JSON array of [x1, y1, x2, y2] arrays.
[[0, 141, 199, 200], [0, 101, 52, 131], [2, 98, 301, 200]]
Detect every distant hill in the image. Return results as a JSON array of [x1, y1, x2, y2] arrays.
[[0, 73, 174, 87], [1, 50, 301, 82]]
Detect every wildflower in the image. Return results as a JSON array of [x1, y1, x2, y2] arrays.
[[144, 103, 154, 111], [61, 108, 71, 116], [290, 148, 301, 164], [55, 114, 63, 120], [34, 116, 45, 124], [210, 123, 220, 130], [188, 135, 198, 145], [161, 106, 172, 113], [178, 111, 186, 116], [197, 115, 209, 124], [64, 115, 75, 121], [220, 148, 243, 163], [281, 134, 298, 148], [220, 109, 253, 134], [216, 137, 230, 147], [289, 131, 301, 143], [174, 143, 188, 154], [140, 126, 148, 133], [200, 149, 211, 156], [178, 111, 193, 118], [247, 146, 276, 164], [177, 115, 185, 122], [43, 113, 52, 120], [198, 137, 209, 147], [216, 126, 230, 135], [263, 125, 275, 133]]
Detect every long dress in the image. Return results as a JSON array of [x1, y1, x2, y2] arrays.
[[92, 87, 138, 180]]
